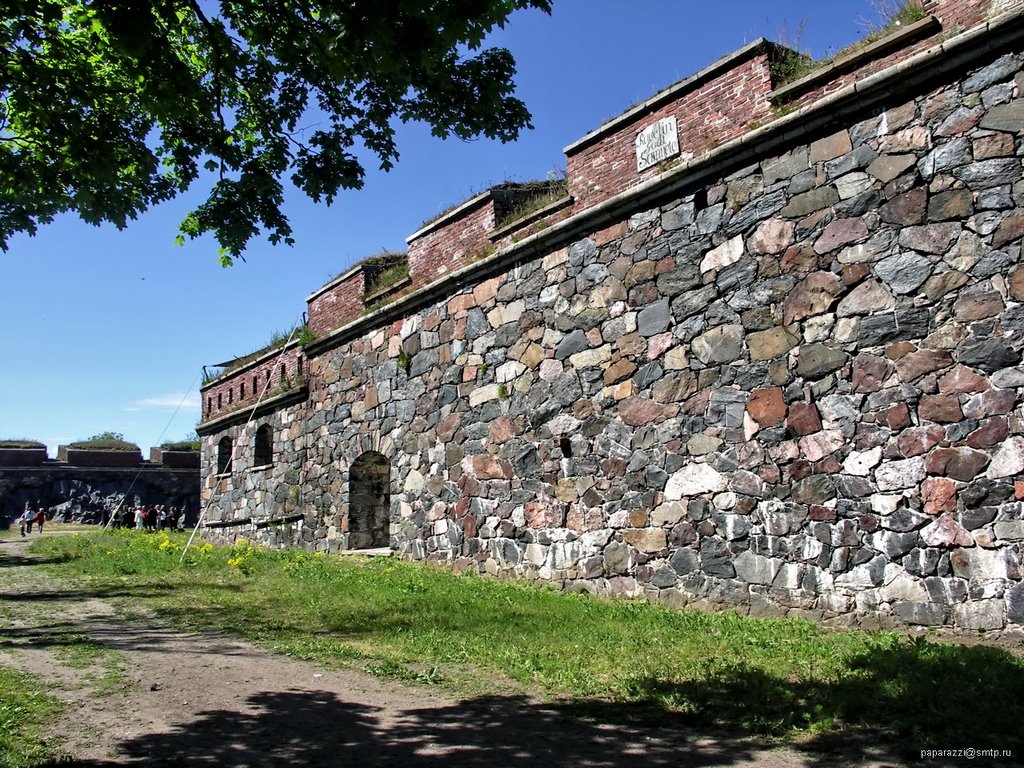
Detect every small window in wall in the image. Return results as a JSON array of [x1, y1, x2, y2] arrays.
[[206, 397, 212, 415], [254, 424, 273, 467], [228, 387, 233, 404], [559, 436, 572, 458], [694, 187, 709, 212], [217, 393, 222, 409], [280, 363, 287, 380], [217, 437, 232, 474], [240, 382, 245, 399], [266, 370, 271, 384], [253, 375, 258, 395]]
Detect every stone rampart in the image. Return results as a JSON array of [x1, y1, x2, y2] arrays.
[[198, 0, 1024, 632], [0, 465, 200, 527], [0, 448, 47, 467], [56, 447, 143, 467]]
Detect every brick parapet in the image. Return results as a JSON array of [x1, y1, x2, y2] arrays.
[[775, 0, 1023, 111], [279, 1, 1013, 345], [406, 183, 571, 290], [200, 342, 305, 424], [307, 267, 366, 337], [565, 41, 780, 211], [150, 448, 201, 468], [0, 447, 200, 468], [406, 193, 497, 287], [260, 0, 1019, 354], [0, 448, 47, 466], [295, 1, 1024, 367], [56, 448, 143, 467]]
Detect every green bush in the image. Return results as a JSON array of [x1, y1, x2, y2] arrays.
[[160, 434, 200, 452], [68, 432, 140, 451]]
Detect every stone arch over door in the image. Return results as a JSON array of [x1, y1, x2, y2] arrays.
[[347, 451, 391, 549]]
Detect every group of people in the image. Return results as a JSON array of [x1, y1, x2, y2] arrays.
[[108, 502, 186, 532], [14, 500, 190, 535], [19, 503, 46, 536]]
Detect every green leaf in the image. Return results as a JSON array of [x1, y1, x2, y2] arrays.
[[0, 0, 550, 261]]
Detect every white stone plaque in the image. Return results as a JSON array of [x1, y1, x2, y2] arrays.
[[635, 116, 680, 173]]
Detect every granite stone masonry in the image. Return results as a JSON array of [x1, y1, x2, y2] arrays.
[[199, 0, 1024, 633]]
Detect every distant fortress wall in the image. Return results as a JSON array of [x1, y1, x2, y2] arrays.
[[198, 0, 1024, 632], [0, 450, 200, 527]]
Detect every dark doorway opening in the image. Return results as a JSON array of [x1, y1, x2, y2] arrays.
[[217, 437, 232, 474], [348, 452, 390, 549]]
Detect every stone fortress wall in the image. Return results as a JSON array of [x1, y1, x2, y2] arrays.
[[198, 0, 1024, 632]]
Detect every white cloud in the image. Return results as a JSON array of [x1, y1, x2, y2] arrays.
[[134, 393, 201, 410]]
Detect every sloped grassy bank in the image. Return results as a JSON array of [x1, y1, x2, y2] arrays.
[[25, 531, 1024, 755]]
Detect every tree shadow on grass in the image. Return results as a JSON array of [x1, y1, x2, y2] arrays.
[[0, 618, 270, 660], [588, 637, 1024, 767], [7, 541, 1022, 765], [0, 584, 178, 602], [0, 551, 71, 568]]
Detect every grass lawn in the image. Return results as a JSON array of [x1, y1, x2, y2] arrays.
[[18, 530, 1024, 756], [0, 521, 98, 541], [0, 666, 63, 768]]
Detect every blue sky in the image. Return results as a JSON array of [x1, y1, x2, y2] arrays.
[[1, 1, 883, 456]]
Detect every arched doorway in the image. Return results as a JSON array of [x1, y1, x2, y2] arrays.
[[347, 452, 390, 549]]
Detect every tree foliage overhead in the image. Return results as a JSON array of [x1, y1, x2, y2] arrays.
[[1, 0, 550, 264]]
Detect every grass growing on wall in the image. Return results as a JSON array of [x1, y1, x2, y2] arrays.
[[27, 531, 1024, 753], [493, 180, 568, 230], [160, 440, 201, 452], [0, 439, 45, 449], [364, 262, 409, 297], [771, 0, 929, 87], [206, 323, 310, 381], [161, 431, 201, 452]]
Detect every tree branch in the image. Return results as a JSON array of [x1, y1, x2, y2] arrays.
[[186, 0, 229, 178]]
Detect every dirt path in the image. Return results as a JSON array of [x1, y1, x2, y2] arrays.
[[0, 535, 900, 768]]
